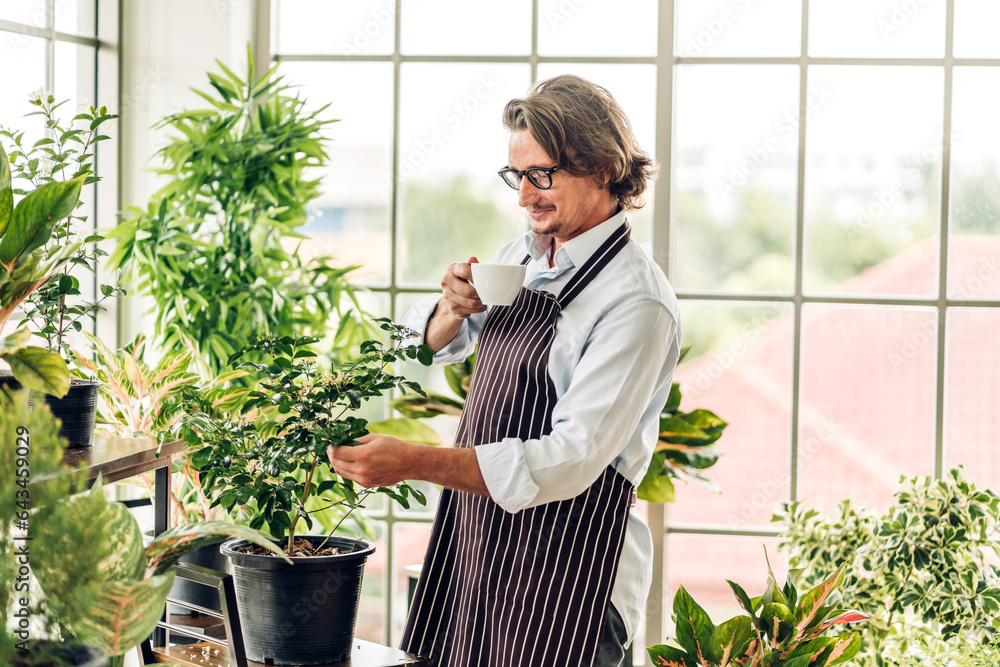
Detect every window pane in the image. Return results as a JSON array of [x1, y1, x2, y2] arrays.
[[392, 522, 434, 644], [945, 308, 1000, 491], [804, 66, 942, 296], [537, 0, 657, 57], [0, 35, 46, 141], [674, 65, 798, 293], [954, 0, 1000, 58], [401, 1, 531, 55], [665, 535, 784, 637], [276, 0, 395, 56], [55, 42, 96, 111], [809, 0, 946, 58], [397, 63, 530, 285], [0, 1, 47, 27], [55, 0, 96, 36], [355, 520, 388, 643], [281, 62, 393, 284], [675, 0, 802, 58], [670, 301, 793, 528], [948, 67, 1000, 300], [536, 64, 657, 251], [797, 305, 937, 517]]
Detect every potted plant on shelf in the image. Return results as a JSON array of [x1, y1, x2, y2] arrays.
[[647, 550, 870, 667], [177, 319, 433, 665], [0, 388, 285, 667], [0, 92, 123, 447]]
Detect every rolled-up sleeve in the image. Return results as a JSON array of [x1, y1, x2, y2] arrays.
[[401, 294, 486, 364], [475, 297, 678, 513]]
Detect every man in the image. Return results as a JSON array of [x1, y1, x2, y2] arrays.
[[328, 75, 680, 667]]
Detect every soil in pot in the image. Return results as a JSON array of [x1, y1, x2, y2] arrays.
[[0, 375, 100, 448], [222, 534, 375, 666]]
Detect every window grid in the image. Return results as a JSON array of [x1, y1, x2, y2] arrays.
[[269, 0, 1000, 658]]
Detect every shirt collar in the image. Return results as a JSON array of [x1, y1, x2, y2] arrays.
[[523, 208, 628, 271]]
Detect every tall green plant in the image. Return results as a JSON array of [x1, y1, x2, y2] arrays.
[[773, 467, 1000, 666], [108, 45, 371, 376]]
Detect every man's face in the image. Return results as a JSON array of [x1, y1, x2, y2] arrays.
[[508, 130, 616, 244]]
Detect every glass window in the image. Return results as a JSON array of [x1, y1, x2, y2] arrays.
[[0, 0, 47, 26], [537, 0, 657, 57], [804, 66, 943, 296], [674, 65, 798, 292], [808, 0, 946, 58], [397, 62, 530, 285], [401, 0, 531, 55], [0, 35, 47, 142], [953, 0, 1000, 58], [675, 0, 802, 58], [55, 0, 96, 35], [948, 67, 1000, 300], [275, 0, 396, 56], [797, 305, 938, 516]]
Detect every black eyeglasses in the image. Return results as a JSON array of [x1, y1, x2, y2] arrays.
[[498, 165, 561, 190]]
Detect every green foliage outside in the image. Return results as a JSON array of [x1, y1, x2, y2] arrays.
[[901, 636, 1000, 667], [401, 176, 521, 284], [108, 46, 373, 377], [773, 467, 1000, 666]]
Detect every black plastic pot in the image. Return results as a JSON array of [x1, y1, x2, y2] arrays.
[[13, 641, 106, 667], [169, 541, 230, 615], [221, 535, 375, 666], [0, 375, 101, 449]]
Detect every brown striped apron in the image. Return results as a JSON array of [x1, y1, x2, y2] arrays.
[[402, 222, 635, 667]]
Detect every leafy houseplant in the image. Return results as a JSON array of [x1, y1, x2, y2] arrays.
[[1, 93, 123, 360], [391, 347, 729, 503], [773, 467, 1000, 667], [647, 552, 869, 667], [107, 46, 373, 378], [1, 93, 123, 448], [176, 319, 433, 664], [0, 389, 285, 667]]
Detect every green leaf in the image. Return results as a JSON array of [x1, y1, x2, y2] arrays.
[[0, 332, 71, 397], [0, 148, 12, 236], [793, 564, 846, 637], [708, 615, 755, 664], [646, 644, 698, 667], [0, 174, 84, 267], [663, 382, 682, 413], [637, 451, 676, 503], [366, 418, 441, 445], [145, 520, 290, 575], [673, 585, 715, 663], [75, 574, 175, 657]]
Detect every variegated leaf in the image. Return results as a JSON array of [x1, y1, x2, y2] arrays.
[[709, 615, 755, 665], [793, 564, 846, 637], [646, 644, 698, 667], [76, 573, 174, 657], [145, 520, 289, 576], [674, 585, 716, 664]]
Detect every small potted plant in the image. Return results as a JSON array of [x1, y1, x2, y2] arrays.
[[177, 319, 433, 665], [647, 550, 870, 667], [0, 92, 124, 447]]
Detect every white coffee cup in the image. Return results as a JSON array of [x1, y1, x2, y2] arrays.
[[470, 263, 526, 306]]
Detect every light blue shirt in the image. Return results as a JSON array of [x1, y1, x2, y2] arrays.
[[402, 208, 681, 643]]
